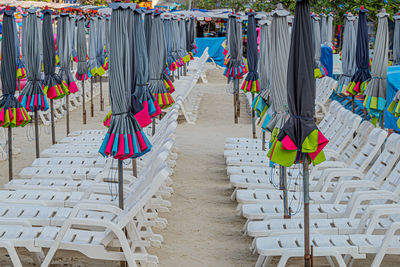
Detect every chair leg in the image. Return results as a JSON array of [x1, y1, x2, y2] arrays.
[[255, 255, 266, 267], [325, 256, 336, 267]]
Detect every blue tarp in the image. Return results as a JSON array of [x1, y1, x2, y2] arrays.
[[321, 45, 333, 77], [385, 66, 400, 132], [195, 37, 226, 67]]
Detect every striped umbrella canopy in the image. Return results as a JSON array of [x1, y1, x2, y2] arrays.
[[326, 13, 333, 47], [95, 16, 106, 76], [241, 11, 259, 93], [37, 14, 43, 69], [268, 0, 328, 167], [185, 18, 191, 55], [57, 14, 78, 94], [189, 17, 197, 55], [258, 20, 271, 101], [164, 17, 176, 71], [18, 8, 49, 113], [346, 7, 371, 96], [104, 15, 111, 69], [75, 15, 90, 81], [336, 14, 357, 95], [263, 6, 290, 133], [178, 16, 190, 63], [393, 13, 400, 66], [312, 14, 327, 78], [13, 15, 25, 80], [99, 2, 151, 159], [88, 16, 98, 76], [363, 10, 389, 124], [69, 15, 78, 63], [144, 9, 152, 59], [171, 18, 181, 68], [148, 10, 174, 109], [388, 88, 400, 128], [42, 9, 69, 100], [0, 7, 31, 128], [320, 13, 327, 45]]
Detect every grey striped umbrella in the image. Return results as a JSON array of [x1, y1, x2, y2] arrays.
[[144, 9, 152, 59], [363, 10, 389, 124], [69, 15, 77, 63], [189, 17, 196, 55], [95, 16, 106, 76], [178, 16, 189, 62], [76, 15, 90, 81], [57, 14, 78, 93], [0, 6, 31, 128], [18, 8, 49, 112], [104, 15, 110, 69], [336, 15, 357, 95], [99, 2, 151, 160], [13, 15, 25, 80], [88, 16, 98, 76], [393, 13, 400, 66], [258, 20, 271, 101], [171, 18, 181, 67], [164, 17, 176, 71], [326, 13, 333, 47], [312, 14, 327, 77], [320, 13, 327, 45], [264, 6, 290, 133], [148, 10, 174, 109]]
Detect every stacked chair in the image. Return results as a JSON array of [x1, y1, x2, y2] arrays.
[[224, 99, 400, 266]]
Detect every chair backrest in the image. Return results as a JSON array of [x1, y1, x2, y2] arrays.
[[326, 113, 362, 152], [318, 101, 342, 133], [338, 121, 375, 164], [347, 128, 387, 172], [324, 108, 350, 140], [362, 133, 400, 185]]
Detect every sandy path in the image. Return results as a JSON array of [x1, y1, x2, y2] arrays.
[[149, 66, 259, 266]]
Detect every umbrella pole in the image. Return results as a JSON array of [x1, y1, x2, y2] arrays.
[[132, 158, 137, 177], [183, 63, 187, 76], [177, 66, 180, 80], [234, 79, 238, 124], [280, 166, 290, 219], [50, 99, 56, 144], [237, 80, 241, 118], [152, 119, 156, 136], [262, 131, 266, 151], [303, 156, 312, 267], [100, 76, 104, 111], [381, 112, 385, 129], [8, 128, 12, 181], [352, 95, 355, 113], [251, 93, 256, 138], [171, 71, 175, 82], [82, 80, 86, 124], [90, 77, 94, 117], [66, 94, 70, 135], [34, 110, 40, 158], [118, 159, 124, 209]]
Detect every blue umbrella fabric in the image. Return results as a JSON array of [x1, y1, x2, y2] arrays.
[[0, 6, 31, 128], [99, 2, 151, 160], [346, 6, 371, 96], [18, 8, 49, 113], [268, 0, 328, 167]]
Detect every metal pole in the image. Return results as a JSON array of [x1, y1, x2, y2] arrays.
[[236, 79, 240, 118], [171, 71, 175, 82], [132, 158, 137, 177], [177, 66, 180, 80], [152, 119, 156, 136], [234, 79, 238, 124], [183, 63, 187, 76], [90, 77, 94, 117], [303, 156, 311, 267], [100, 76, 104, 111], [251, 93, 256, 138], [50, 99, 56, 144], [381, 112, 385, 129], [66, 94, 70, 135], [352, 95, 355, 113], [82, 80, 86, 124], [262, 131, 266, 151], [34, 110, 40, 158], [118, 159, 124, 210], [8, 128, 12, 181], [280, 166, 290, 219]]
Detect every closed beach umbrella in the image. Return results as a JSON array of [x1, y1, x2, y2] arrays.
[[189, 17, 197, 56], [99, 2, 151, 160], [69, 15, 78, 63], [393, 13, 400, 66], [57, 14, 78, 93], [268, 0, 328, 167], [312, 14, 327, 78], [179, 16, 190, 63], [263, 6, 290, 133], [171, 18, 181, 68], [164, 17, 176, 71], [76, 15, 90, 81], [388, 89, 400, 128], [0, 6, 31, 128], [241, 11, 259, 93], [95, 16, 106, 76], [18, 8, 49, 113], [88, 16, 98, 76], [42, 9, 69, 100], [336, 14, 357, 95], [104, 15, 110, 69], [148, 10, 174, 109], [320, 13, 327, 45], [258, 20, 271, 101], [363, 10, 389, 124], [144, 9, 152, 59], [346, 6, 371, 96], [326, 13, 333, 46], [14, 15, 25, 80]]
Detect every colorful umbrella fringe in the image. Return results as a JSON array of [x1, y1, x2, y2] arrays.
[[99, 115, 152, 159], [388, 94, 400, 128], [346, 75, 369, 96], [18, 90, 49, 112], [314, 65, 328, 78], [16, 61, 26, 79], [251, 94, 268, 119], [0, 95, 31, 128], [268, 129, 328, 167], [76, 72, 91, 81], [43, 75, 70, 99], [224, 60, 248, 79]]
